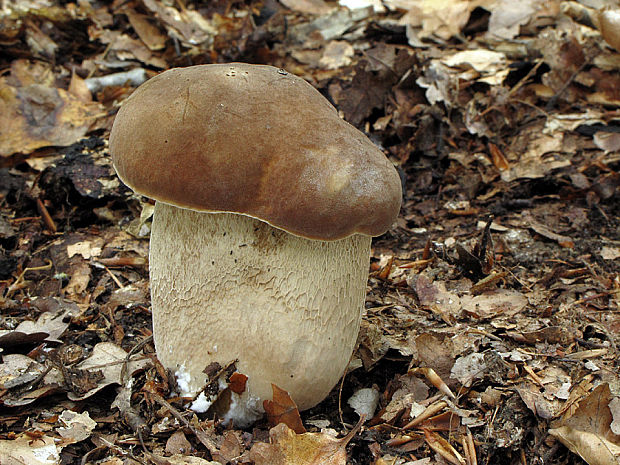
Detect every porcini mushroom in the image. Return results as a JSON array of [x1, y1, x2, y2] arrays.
[[109, 63, 401, 425]]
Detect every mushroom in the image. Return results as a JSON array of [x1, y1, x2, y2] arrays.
[[109, 63, 401, 425]]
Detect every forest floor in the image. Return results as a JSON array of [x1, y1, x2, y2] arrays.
[[0, 0, 619, 464]]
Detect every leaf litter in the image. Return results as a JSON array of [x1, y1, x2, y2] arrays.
[[0, 0, 619, 464]]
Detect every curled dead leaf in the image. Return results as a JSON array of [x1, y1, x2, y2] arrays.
[[263, 384, 306, 434]]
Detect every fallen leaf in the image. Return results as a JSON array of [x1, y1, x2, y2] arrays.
[[0, 298, 76, 347], [611, 397, 620, 435], [0, 61, 103, 157], [280, 0, 334, 15], [329, 62, 395, 126], [443, 49, 507, 73], [264, 384, 306, 434], [165, 430, 192, 455], [412, 333, 456, 389], [516, 383, 561, 420], [381, 374, 430, 423], [67, 342, 150, 401], [66, 240, 103, 259], [142, 0, 216, 46], [319, 40, 355, 69], [125, 9, 167, 51], [163, 456, 220, 465], [450, 353, 486, 388], [550, 384, 620, 465], [348, 387, 380, 419], [487, 0, 545, 39], [549, 426, 620, 465], [57, 410, 97, 445], [523, 211, 575, 248], [249, 421, 361, 465], [212, 430, 242, 463], [401, 0, 474, 41], [68, 70, 92, 103], [0, 435, 60, 465], [0, 354, 64, 406], [413, 274, 460, 323], [460, 289, 528, 320], [63, 260, 91, 298]]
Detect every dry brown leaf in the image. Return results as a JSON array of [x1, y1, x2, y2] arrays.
[[0, 72, 104, 157], [450, 353, 486, 388], [57, 410, 97, 446], [68, 70, 92, 103], [516, 383, 562, 420], [523, 211, 575, 248], [423, 429, 466, 465], [0, 435, 59, 465], [165, 430, 192, 456], [488, 142, 510, 171], [554, 384, 619, 439], [67, 342, 150, 401], [0, 354, 64, 406], [381, 374, 430, 423], [0, 412, 96, 464], [413, 275, 460, 323], [142, 0, 216, 46], [549, 426, 620, 465], [280, 0, 334, 14], [125, 9, 167, 51], [213, 430, 242, 463], [264, 384, 306, 434], [163, 456, 220, 465], [412, 333, 456, 388], [63, 260, 92, 298], [550, 384, 620, 464], [460, 289, 528, 320], [487, 0, 546, 40], [100, 31, 167, 68], [597, 8, 620, 52], [249, 421, 361, 465], [401, 0, 475, 41], [319, 40, 355, 69], [0, 297, 77, 347]]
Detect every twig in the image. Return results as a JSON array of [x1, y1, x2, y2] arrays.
[[152, 393, 219, 456], [338, 365, 348, 431], [6, 260, 53, 297], [401, 400, 447, 430], [36, 198, 57, 233], [545, 59, 591, 111], [121, 336, 153, 384], [90, 435, 149, 465], [104, 265, 125, 289]]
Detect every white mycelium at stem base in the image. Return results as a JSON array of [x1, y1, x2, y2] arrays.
[[149, 201, 372, 423]]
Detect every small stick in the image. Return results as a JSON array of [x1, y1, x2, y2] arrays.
[[104, 266, 124, 289], [152, 393, 219, 456], [36, 198, 57, 233], [402, 400, 447, 430]]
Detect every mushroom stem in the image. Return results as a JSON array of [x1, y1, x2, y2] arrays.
[[149, 201, 371, 420]]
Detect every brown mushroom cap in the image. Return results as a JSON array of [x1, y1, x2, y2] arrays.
[[109, 63, 401, 240]]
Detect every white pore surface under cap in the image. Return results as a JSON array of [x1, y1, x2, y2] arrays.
[[149, 202, 371, 425]]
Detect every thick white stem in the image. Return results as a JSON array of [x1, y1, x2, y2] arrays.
[[149, 201, 371, 422]]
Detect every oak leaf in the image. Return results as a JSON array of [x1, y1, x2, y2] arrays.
[[249, 421, 361, 465]]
